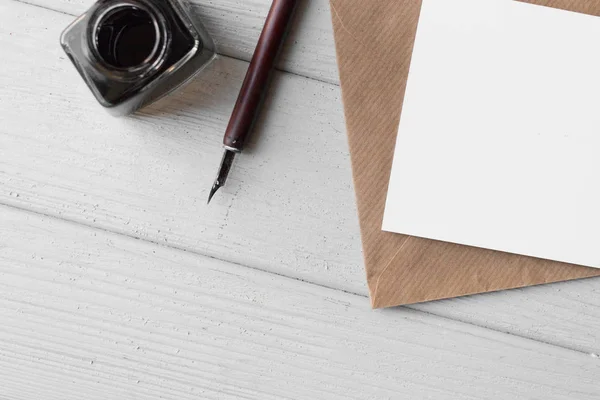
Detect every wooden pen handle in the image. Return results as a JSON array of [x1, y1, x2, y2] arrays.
[[223, 0, 298, 151]]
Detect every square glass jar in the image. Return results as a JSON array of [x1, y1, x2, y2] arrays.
[[60, 0, 216, 115]]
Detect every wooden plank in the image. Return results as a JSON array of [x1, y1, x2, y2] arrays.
[[1, 204, 599, 400], [2, 0, 600, 355], [19, 0, 340, 84], [416, 280, 600, 354]]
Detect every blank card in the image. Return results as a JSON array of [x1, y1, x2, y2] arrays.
[[382, 0, 600, 269]]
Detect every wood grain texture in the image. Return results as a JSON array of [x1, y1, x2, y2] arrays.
[[0, 0, 363, 291], [0, 205, 599, 400], [21, 0, 339, 84], [2, 0, 600, 357]]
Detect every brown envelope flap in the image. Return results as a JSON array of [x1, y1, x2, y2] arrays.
[[330, 0, 600, 308]]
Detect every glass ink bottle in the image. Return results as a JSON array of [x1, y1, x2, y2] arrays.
[[60, 0, 216, 115]]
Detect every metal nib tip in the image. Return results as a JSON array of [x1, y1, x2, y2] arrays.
[[207, 149, 236, 205], [207, 183, 221, 205]]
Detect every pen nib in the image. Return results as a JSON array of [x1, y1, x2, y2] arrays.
[[207, 149, 236, 205], [207, 182, 221, 205]]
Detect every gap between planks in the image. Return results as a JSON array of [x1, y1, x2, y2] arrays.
[[0, 203, 599, 400], [2, 200, 598, 360]]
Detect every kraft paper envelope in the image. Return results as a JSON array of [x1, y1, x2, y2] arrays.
[[329, 0, 600, 308]]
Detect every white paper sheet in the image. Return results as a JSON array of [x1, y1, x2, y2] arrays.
[[382, 0, 600, 268]]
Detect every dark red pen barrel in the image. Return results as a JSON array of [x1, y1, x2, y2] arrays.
[[223, 0, 298, 151]]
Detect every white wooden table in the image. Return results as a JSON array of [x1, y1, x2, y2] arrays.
[[1, 0, 599, 398]]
